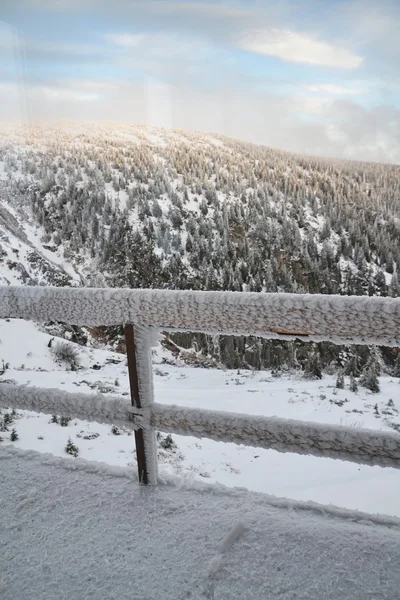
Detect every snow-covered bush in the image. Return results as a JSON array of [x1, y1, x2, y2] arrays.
[[60, 416, 71, 427], [10, 428, 18, 441], [159, 434, 177, 451], [3, 412, 14, 426], [51, 341, 80, 370], [111, 425, 121, 436], [0, 411, 14, 432]]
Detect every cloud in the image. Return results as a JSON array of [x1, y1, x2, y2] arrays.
[[0, 36, 112, 65], [301, 84, 363, 95], [40, 87, 100, 102], [15, 1, 363, 69], [238, 28, 363, 69], [103, 33, 146, 47]]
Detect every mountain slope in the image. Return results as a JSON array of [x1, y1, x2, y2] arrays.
[[0, 159, 81, 287], [1, 121, 400, 372], [1, 121, 400, 294]]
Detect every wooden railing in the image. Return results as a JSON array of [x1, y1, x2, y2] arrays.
[[0, 285, 400, 485]]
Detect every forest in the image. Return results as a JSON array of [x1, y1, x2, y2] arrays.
[[1, 121, 400, 383]]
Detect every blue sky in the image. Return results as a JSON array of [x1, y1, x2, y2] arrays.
[[1, 0, 400, 163]]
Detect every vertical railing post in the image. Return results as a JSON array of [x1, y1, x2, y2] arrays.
[[125, 324, 158, 485]]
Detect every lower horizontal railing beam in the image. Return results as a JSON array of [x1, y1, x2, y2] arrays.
[[1, 383, 399, 470], [0, 384, 141, 428], [151, 403, 400, 469]]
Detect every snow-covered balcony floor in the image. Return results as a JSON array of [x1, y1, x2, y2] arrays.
[[1, 446, 399, 600]]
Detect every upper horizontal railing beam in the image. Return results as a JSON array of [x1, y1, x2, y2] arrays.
[[1, 286, 400, 346]]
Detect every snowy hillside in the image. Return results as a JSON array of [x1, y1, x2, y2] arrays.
[[0, 317, 399, 517], [0, 176, 80, 288], [1, 120, 400, 373]]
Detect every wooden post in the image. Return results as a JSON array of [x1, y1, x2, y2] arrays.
[[125, 323, 156, 484]]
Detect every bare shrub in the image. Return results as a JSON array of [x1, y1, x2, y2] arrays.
[[51, 341, 80, 370]]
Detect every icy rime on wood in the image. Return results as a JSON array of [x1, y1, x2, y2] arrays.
[[151, 403, 400, 469], [1, 285, 400, 345], [0, 383, 142, 427], [1, 383, 399, 470], [125, 324, 158, 486]]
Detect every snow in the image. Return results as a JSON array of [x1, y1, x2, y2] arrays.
[[1, 445, 399, 600], [1, 285, 400, 346], [0, 199, 81, 287], [219, 521, 246, 552], [19, 219, 81, 283], [0, 160, 8, 180], [0, 314, 399, 516]]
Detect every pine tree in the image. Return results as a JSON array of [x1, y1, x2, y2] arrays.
[[65, 437, 79, 457], [349, 375, 358, 392], [304, 350, 322, 379], [360, 361, 380, 393], [343, 352, 361, 377], [389, 272, 400, 297], [393, 353, 400, 378], [336, 370, 345, 389]]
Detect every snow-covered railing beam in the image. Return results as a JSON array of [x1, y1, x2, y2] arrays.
[[1, 383, 399, 470], [1, 286, 400, 346], [150, 403, 400, 469], [0, 384, 142, 429]]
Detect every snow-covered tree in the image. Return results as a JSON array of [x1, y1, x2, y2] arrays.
[[65, 437, 79, 457], [336, 370, 345, 389], [349, 375, 358, 393]]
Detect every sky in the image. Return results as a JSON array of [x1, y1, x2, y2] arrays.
[[1, 0, 400, 164]]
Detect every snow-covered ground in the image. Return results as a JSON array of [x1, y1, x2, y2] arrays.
[[2, 445, 399, 600], [1, 318, 399, 517]]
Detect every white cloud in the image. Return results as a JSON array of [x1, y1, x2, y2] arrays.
[[41, 87, 100, 102], [104, 33, 146, 47], [302, 84, 363, 95], [239, 28, 363, 69]]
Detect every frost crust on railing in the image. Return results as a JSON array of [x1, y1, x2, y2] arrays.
[[1, 286, 400, 345], [1, 383, 399, 468], [151, 403, 400, 469], [0, 384, 141, 428]]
